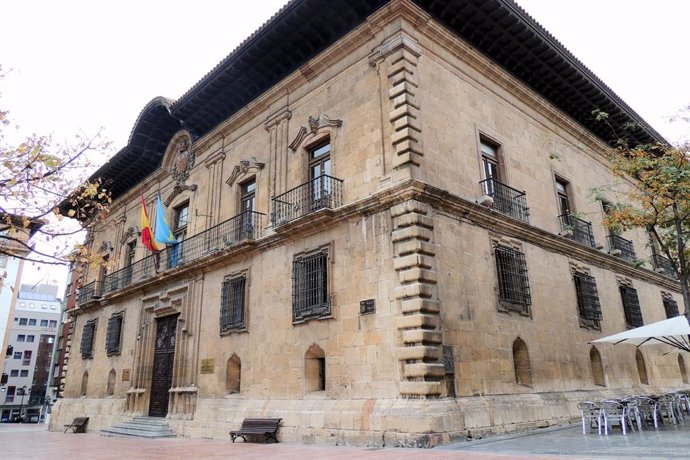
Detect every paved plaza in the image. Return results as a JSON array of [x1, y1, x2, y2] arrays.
[[1, 421, 689, 459]]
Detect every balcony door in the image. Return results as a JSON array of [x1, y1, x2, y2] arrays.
[[238, 179, 256, 240], [480, 140, 500, 196], [309, 142, 331, 211]]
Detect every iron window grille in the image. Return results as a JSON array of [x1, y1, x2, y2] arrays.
[[573, 273, 603, 322], [663, 297, 680, 319], [652, 254, 676, 279], [494, 245, 532, 313], [620, 286, 643, 328], [220, 275, 247, 333], [80, 319, 97, 359], [105, 312, 124, 356], [607, 234, 636, 262], [292, 249, 330, 322]]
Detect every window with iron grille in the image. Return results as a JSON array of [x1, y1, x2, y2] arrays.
[[663, 297, 680, 319], [220, 275, 246, 333], [573, 273, 603, 323], [620, 286, 643, 328], [80, 319, 97, 359], [494, 245, 531, 312], [292, 249, 330, 322], [105, 312, 124, 356]]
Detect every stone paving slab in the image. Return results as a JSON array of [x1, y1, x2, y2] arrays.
[[0, 424, 584, 460], [441, 421, 690, 459]]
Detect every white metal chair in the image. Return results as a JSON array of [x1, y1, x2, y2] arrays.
[[599, 400, 634, 435], [632, 396, 659, 429], [658, 395, 679, 425], [577, 401, 601, 435]]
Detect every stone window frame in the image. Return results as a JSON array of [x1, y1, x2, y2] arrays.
[[475, 130, 508, 189], [80, 318, 97, 359], [490, 237, 532, 317], [661, 292, 680, 319], [292, 243, 334, 324], [569, 264, 603, 330], [105, 311, 124, 356], [617, 278, 643, 329], [220, 270, 249, 335]]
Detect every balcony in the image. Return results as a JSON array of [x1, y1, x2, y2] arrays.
[[607, 234, 636, 262], [479, 179, 529, 223], [100, 211, 264, 296], [271, 175, 343, 226], [558, 214, 596, 248], [652, 254, 676, 278], [76, 281, 103, 307]]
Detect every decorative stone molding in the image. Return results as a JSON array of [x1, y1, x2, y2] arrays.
[[98, 241, 114, 253], [120, 226, 140, 245], [164, 133, 198, 206], [226, 157, 266, 187], [288, 114, 343, 152]]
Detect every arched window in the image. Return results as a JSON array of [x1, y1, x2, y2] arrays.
[[636, 350, 649, 385], [81, 371, 89, 396], [512, 338, 532, 386], [106, 369, 116, 396], [226, 354, 241, 394], [679, 355, 688, 384], [305, 344, 326, 392], [590, 347, 605, 387]]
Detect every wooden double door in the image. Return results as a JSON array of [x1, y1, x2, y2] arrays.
[[149, 314, 178, 417]]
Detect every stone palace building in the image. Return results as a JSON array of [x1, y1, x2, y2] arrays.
[[51, 0, 688, 446]]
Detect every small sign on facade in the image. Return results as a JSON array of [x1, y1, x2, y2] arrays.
[[200, 358, 215, 374], [122, 369, 131, 382], [360, 299, 375, 315]]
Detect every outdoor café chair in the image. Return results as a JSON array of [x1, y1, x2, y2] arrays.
[[577, 401, 601, 435], [632, 396, 659, 429], [657, 394, 679, 425], [599, 400, 634, 435]]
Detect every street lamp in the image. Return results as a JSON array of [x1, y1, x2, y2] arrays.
[[17, 386, 28, 423]]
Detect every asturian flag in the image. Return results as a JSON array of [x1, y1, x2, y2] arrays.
[[154, 194, 178, 245], [140, 194, 159, 252]]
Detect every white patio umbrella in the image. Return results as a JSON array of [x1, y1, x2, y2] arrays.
[[590, 315, 690, 353]]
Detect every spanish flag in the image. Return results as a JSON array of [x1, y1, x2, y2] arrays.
[[140, 194, 159, 252]]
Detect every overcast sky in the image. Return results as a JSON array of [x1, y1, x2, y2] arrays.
[[2, 0, 689, 290]]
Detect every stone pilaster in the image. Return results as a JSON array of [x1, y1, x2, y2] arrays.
[[391, 200, 443, 397]]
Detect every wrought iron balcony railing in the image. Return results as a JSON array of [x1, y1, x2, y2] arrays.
[[76, 281, 103, 307], [607, 234, 636, 262], [558, 214, 596, 248], [271, 175, 343, 226], [479, 179, 529, 223], [101, 211, 264, 296], [652, 254, 676, 278]]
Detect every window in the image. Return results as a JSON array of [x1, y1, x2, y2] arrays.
[[123, 240, 136, 285], [620, 286, 643, 328], [10, 370, 18, 377], [226, 354, 241, 394], [19, 370, 28, 378], [238, 179, 256, 240], [663, 297, 680, 319], [305, 344, 326, 392], [480, 139, 500, 187], [19, 318, 27, 326], [6, 386, 15, 403], [40, 319, 48, 327], [28, 319, 36, 326], [17, 334, 25, 342], [590, 347, 605, 387], [292, 249, 330, 322], [636, 350, 649, 385], [13, 352, 21, 360], [0, 373, 7, 385], [22, 350, 32, 366], [169, 202, 189, 268], [49, 320, 57, 328], [26, 335, 34, 342], [80, 319, 97, 359], [555, 177, 571, 215], [494, 245, 532, 313], [105, 312, 124, 356], [573, 273, 603, 326], [309, 142, 333, 211], [512, 338, 532, 386], [220, 275, 246, 333]]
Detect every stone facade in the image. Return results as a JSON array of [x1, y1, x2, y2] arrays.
[[51, 0, 688, 446]]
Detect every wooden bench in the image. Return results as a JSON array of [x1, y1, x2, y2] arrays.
[[229, 418, 281, 443], [64, 417, 89, 433]]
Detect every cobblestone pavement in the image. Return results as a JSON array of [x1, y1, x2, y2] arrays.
[[1, 421, 688, 460]]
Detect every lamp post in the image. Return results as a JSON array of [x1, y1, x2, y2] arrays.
[[17, 386, 28, 423]]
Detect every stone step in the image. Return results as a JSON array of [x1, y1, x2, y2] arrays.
[[100, 417, 176, 439]]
